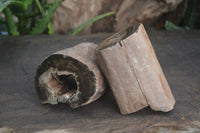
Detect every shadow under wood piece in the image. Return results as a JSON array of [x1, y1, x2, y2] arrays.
[[35, 43, 106, 108], [95, 24, 175, 114]]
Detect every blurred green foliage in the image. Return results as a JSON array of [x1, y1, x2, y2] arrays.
[[1, 0, 199, 35], [71, 11, 116, 35], [183, 0, 198, 29], [165, 0, 199, 31], [0, 0, 115, 36], [165, 20, 183, 31], [0, 0, 60, 36]]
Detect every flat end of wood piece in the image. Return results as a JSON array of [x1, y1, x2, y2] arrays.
[[96, 23, 175, 114], [96, 23, 140, 51]]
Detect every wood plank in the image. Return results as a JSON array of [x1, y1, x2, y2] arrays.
[[0, 31, 199, 132]]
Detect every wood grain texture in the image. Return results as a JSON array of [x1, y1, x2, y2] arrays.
[[35, 43, 106, 108], [0, 32, 200, 132], [96, 24, 175, 114]]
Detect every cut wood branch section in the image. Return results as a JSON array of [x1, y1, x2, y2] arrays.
[[35, 43, 106, 108], [96, 24, 175, 114]]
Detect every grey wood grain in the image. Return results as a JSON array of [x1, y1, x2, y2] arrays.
[[0, 30, 200, 133]]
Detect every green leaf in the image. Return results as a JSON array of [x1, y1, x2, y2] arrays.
[[183, 0, 197, 29], [0, 0, 15, 13], [71, 11, 116, 35], [3, 7, 19, 36], [47, 23, 54, 35], [35, 0, 44, 15], [0, 15, 6, 24], [0, 0, 33, 13], [19, 0, 33, 9], [10, 0, 33, 13], [36, 0, 54, 35], [165, 21, 183, 31], [30, 0, 59, 35]]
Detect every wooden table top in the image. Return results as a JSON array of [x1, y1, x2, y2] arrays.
[[0, 30, 200, 133]]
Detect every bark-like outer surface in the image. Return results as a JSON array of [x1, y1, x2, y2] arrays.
[[96, 24, 175, 114], [35, 42, 106, 108]]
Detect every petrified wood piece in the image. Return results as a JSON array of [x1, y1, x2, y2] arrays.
[[35, 42, 106, 108], [95, 24, 175, 114], [116, 0, 183, 31], [50, 0, 183, 34]]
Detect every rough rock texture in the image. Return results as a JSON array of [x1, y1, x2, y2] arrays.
[[35, 42, 106, 108], [49, 0, 103, 34], [116, 0, 184, 31], [50, 0, 183, 34], [154, 0, 187, 29]]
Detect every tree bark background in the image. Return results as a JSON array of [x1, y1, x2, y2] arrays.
[[49, 0, 184, 34]]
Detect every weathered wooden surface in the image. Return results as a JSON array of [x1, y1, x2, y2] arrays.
[[96, 24, 175, 114], [35, 43, 106, 108], [0, 31, 200, 132]]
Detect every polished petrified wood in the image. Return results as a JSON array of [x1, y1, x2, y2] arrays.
[[35, 42, 106, 108], [95, 24, 175, 114]]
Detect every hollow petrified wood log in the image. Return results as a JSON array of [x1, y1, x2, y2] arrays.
[[35, 43, 106, 108], [95, 24, 175, 114]]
